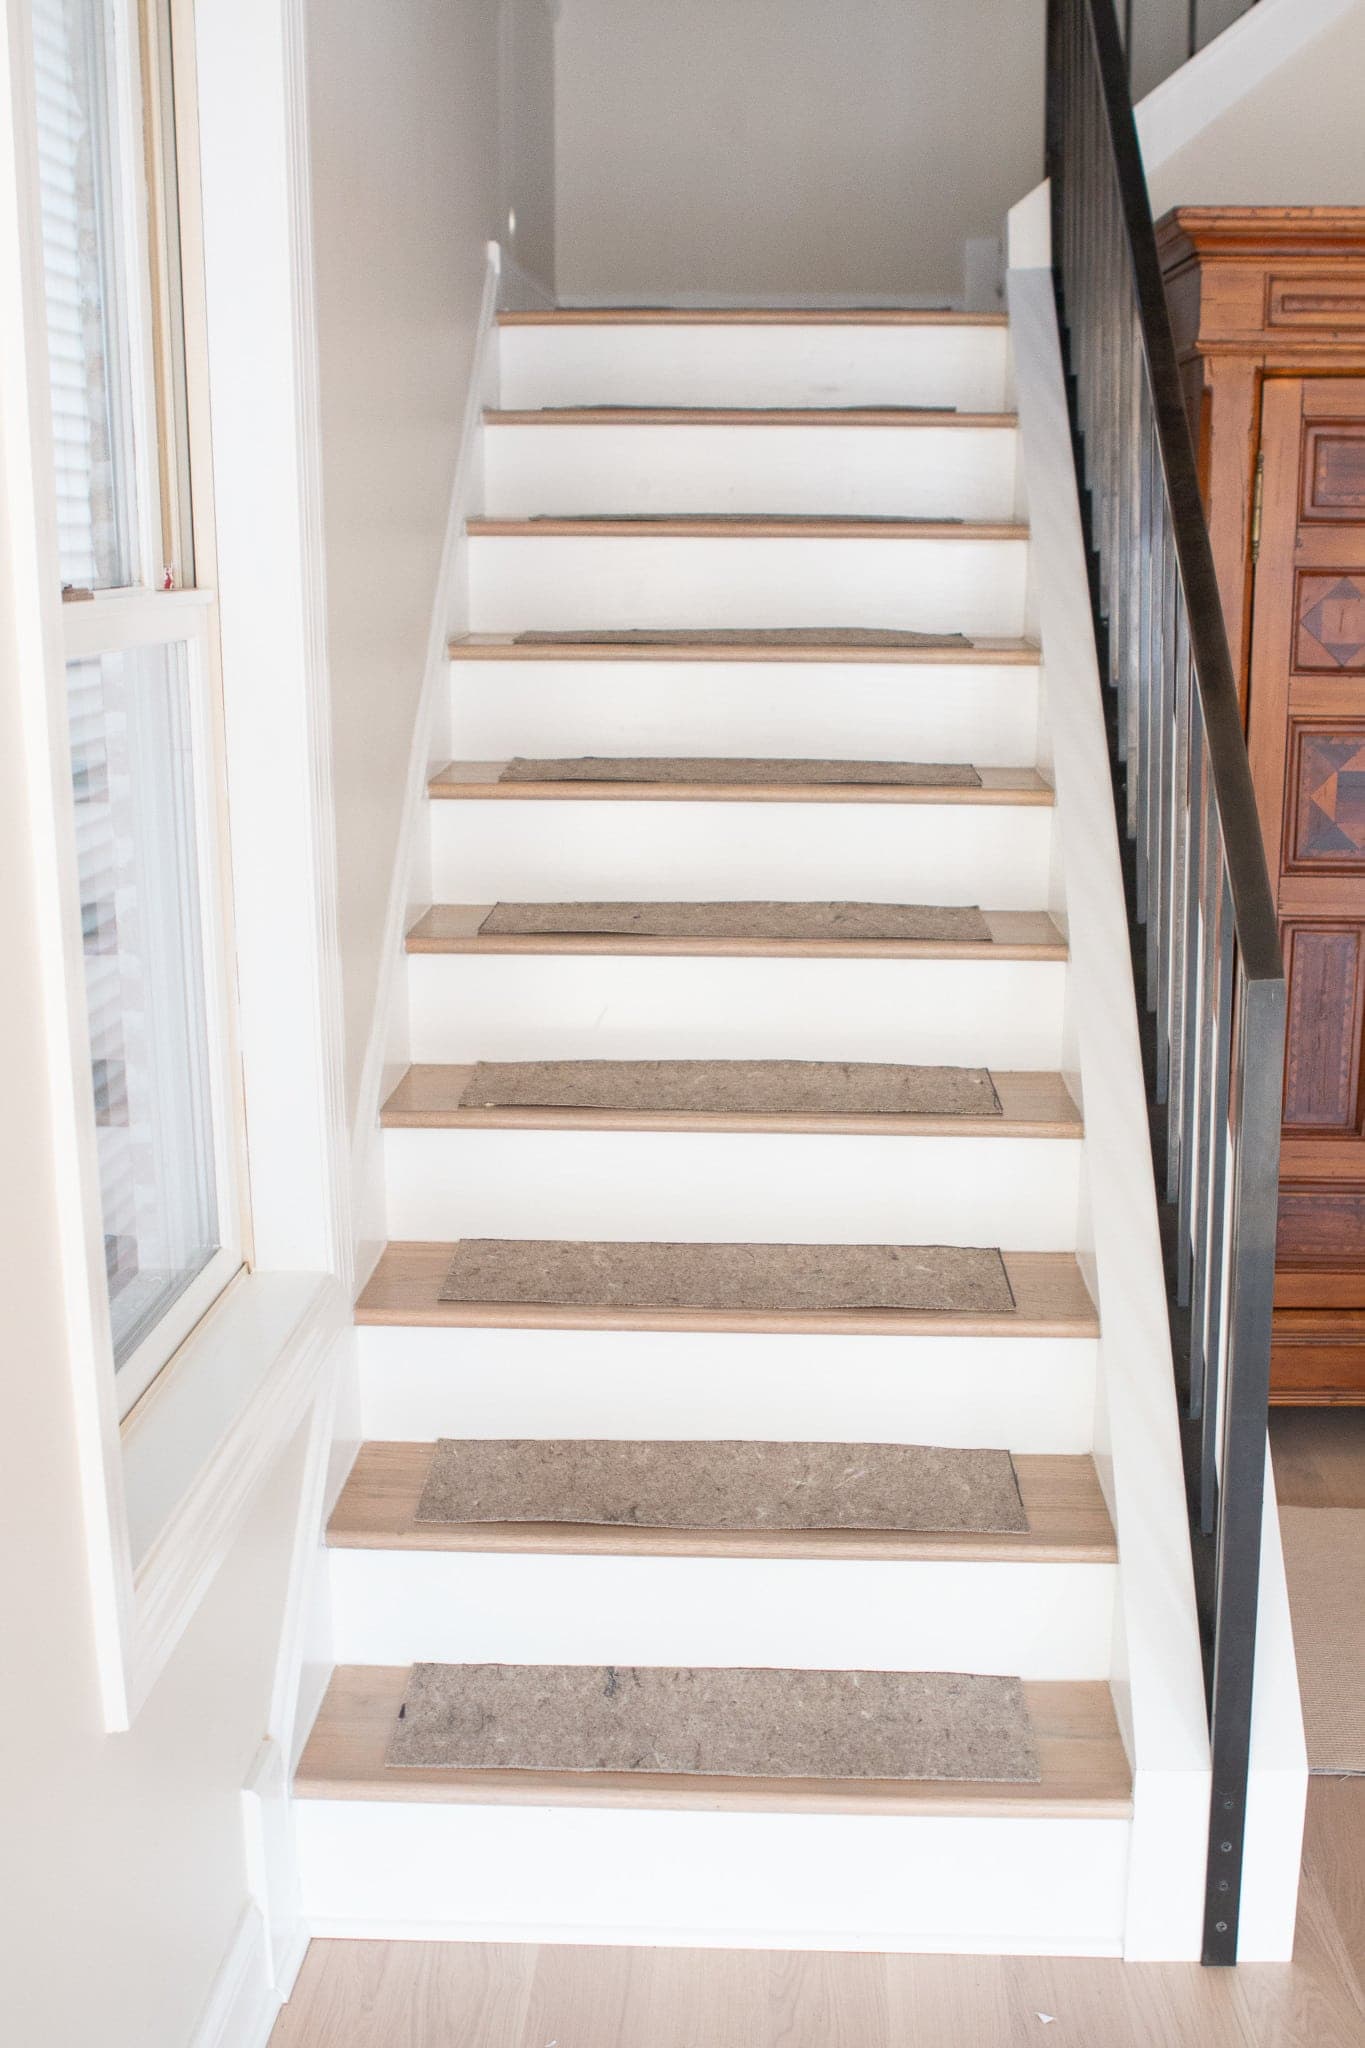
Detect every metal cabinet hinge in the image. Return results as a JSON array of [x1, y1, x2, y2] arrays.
[[1250, 450, 1265, 565]]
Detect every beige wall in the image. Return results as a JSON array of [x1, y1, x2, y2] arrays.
[[0, 635, 307, 2041], [502, 0, 557, 294], [0, 8, 556, 2037], [1147, 2, 1365, 211], [554, 0, 1046, 306], [307, 0, 555, 1128]]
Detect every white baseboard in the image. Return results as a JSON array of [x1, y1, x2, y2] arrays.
[[304, 1915, 1124, 1958], [189, 1905, 280, 2048]]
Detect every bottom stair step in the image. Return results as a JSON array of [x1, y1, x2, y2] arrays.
[[296, 1666, 1131, 1817]]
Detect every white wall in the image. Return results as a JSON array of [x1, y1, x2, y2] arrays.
[[1127, 0, 1253, 100], [0, 630, 309, 2041], [1146, 0, 1365, 211], [554, 0, 1046, 307], [306, 0, 555, 1129]]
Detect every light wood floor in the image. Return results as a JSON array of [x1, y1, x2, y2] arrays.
[[269, 1410, 1365, 2048]]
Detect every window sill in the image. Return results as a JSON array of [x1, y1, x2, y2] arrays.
[[118, 1270, 348, 1723]]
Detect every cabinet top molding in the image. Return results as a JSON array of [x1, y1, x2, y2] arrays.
[[1157, 206, 1365, 266]]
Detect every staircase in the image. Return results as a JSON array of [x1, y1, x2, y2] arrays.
[[294, 306, 1141, 1956]]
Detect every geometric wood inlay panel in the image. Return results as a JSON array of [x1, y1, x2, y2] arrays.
[[1282, 922, 1365, 1130], [1303, 426, 1365, 520], [1291, 727, 1365, 864], [1296, 574, 1365, 671], [1278, 1181, 1365, 1265]]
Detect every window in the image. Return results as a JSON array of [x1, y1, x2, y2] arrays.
[[32, 0, 243, 1415]]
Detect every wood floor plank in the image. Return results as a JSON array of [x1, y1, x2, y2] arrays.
[[379, 1065, 1082, 1137], [326, 1442, 1115, 1564], [405, 904, 1068, 960], [354, 1244, 1099, 1337], [269, 1941, 538, 2048], [294, 1666, 1131, 1817], [1269, 1409, 1365, 1509], [449, 632, 1041, 665], [426, 760, 1054, 805]]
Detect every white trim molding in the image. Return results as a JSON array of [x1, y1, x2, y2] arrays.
[[1009, 267, 1212, 1959], [189, 1905, 279, 2048], [120, 1273, 348, 1718], [348, 240, 504, 1288], [1008, 265, 1306, 1962], [194, 0, 352, 1289]]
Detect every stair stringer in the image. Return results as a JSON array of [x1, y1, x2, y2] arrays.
[[347, 241, 503, 1292], [1007, 267, 1306, 1963]]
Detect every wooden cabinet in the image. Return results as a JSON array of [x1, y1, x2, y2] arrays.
[[1158, 207, 1365, 1403]]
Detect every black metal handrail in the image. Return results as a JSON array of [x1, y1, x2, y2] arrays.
[[1046, 0, 1286, 1968]]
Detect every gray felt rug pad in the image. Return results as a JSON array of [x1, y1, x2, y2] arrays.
[[512, 627, 972, 648], [478, 901, 991, 941], [386, 1663, 1040, 1782], [498, 756, 981, 787], [458, 1059, 1002, 1117], [416, 1438, 1027, 1535], [527, 513, 963, 525], [534, 405, 949, 416], [438, 1240, 1015, 1315]]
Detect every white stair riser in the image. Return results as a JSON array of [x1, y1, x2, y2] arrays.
[[296, 1802, 1130, 1954], [428, 799, 1053, 907], [382, 1128, 1082, 1248], [484, 423, 1020, 520], [468, 535, 1028, 637], [406, 955, 1068, 1067], [355, 1326, 1099, 1454], [450, 660, 1041, 767], [328, 1551, 1115, 1678], [498, 324, 1011, 412]]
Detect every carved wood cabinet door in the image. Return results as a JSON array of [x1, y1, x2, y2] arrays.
[[1250, 377, 1365, 1335]]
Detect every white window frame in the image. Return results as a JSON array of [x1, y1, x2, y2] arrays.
[[63, 590, 248, 1415], [35, 0, 249, 1412], [1, 0, 353, 1732]]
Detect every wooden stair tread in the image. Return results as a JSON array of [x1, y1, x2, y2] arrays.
[[327, 1442, 1115, 1563], [467, 515, 1027, 540], [355, 1245, 1098, 1336], [427, 761, 1054, 806], [380, 1064, 1081, 1137], [449, 632, 1040, 666], [405, 905, 1067, 961], [294, 1666, 1131, 1816], [497, 307, 1010, 328], [485, 406, 1018, 428]]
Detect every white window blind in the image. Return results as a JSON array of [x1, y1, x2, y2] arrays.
[[67, 645, 220, 1367], [32, 0, 137, 590]]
